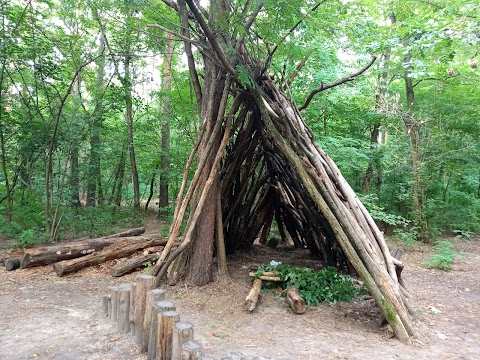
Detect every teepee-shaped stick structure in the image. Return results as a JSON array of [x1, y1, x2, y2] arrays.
[[151, 0, 415, 343]]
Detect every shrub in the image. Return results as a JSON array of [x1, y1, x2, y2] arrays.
[[255, 263, 362, 306], [424, 240, 458, 271]]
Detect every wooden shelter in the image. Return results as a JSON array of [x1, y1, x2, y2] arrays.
[[150, 0, 416, 343]]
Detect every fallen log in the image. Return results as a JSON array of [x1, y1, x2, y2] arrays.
[[248, 271, 282, 282], [111, 253, 159, 277], [5, 258, 21, 271], [52, 237, 167, 276], [19, 227, 146, 269], [102, 227, 145, 238], [286, 286, 306, 314], [244, 278, 263, 312]]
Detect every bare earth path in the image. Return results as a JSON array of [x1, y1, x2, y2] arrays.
[[1, 238, 479, 359]]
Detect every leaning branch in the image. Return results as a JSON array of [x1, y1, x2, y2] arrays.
[[299, 55, 377, 111], [184, 0, 237, 76]]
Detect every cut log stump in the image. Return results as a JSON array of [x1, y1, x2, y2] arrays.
[[171, 321, 193, 360], [134, 275, 156, 348], [156, 310, 180, 360], [147, 300, 176, 360], [141, 288, 167, 352], [181, 340, 204, 360], [286, 286, 306, 314]]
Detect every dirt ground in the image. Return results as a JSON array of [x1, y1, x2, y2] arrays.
[[1, 233, 479, 360]]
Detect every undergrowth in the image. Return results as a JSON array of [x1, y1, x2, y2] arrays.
[[1, 204, 143, 248], [424, 240, 459, 271], [255, 263, 362, 306]]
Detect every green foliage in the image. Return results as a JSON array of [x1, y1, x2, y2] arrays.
[[235, 65, 256, 90], [59, 205, 143, 239], [359, 194, 409, 226], [255, 263, 362, 306], [424, 240, 458, 271], [392, 227, 419, 246]]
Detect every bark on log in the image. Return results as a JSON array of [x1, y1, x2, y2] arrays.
[[111, 253, 159, 277], [244, 278, 263, 312], [134, 275, 156, 348], [142, 289, 167, 352], [286, 286, 306, 314], [20, 228, 147, 269], [248, 272, 281, 282], [181, 341, 204, 360], [116, 283, 132, 333], [5, 258, 20, 271], [102, 295, 110, 317], [171, 321, 194, 360], [1, 250, 22, 267], [52, 237, 166, 276], [156, 310, 180, 360], [147, 300, 176, 360], [103, 227, 145, 238]]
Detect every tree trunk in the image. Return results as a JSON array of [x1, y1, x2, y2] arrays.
[[111, 144, 127, 206], [159, 33, 174, 218], [403, 38, 426, 241], [125, 54, 140, 209], [87, 34, 106, 206], [70, 142, 80, 207]]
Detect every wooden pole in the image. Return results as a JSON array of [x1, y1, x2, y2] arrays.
[[171, 321, 193, 360], [156, 310, 180, 360], [141, 288, 167, 352], [134, 275, 156, 347], [147, 300, 175, 360], [181, 340, 204, 360]]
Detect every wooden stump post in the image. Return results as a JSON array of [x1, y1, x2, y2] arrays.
[[117, 283, 132, 333], [128, 282, 137, 335], [141, 288, 167, 352], [102, 295, 111, 317], [171, 321, 193, 360], [147, 300, 176, 360], [110, 286, 120, 323], [156, 310, 180, 360], [181, 340, 204, 360], [134, 274, 156, 347]]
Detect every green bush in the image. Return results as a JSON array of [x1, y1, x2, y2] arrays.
[[424, 240, 458, 271], [255, 263, 362, 306]]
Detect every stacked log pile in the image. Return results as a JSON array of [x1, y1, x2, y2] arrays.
[[1, 227, 167, 277]]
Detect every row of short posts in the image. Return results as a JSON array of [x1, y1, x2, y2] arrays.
[[102, 274, 205, 360]]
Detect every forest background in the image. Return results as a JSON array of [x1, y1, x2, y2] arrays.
[[0, 0, 479, 247]]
